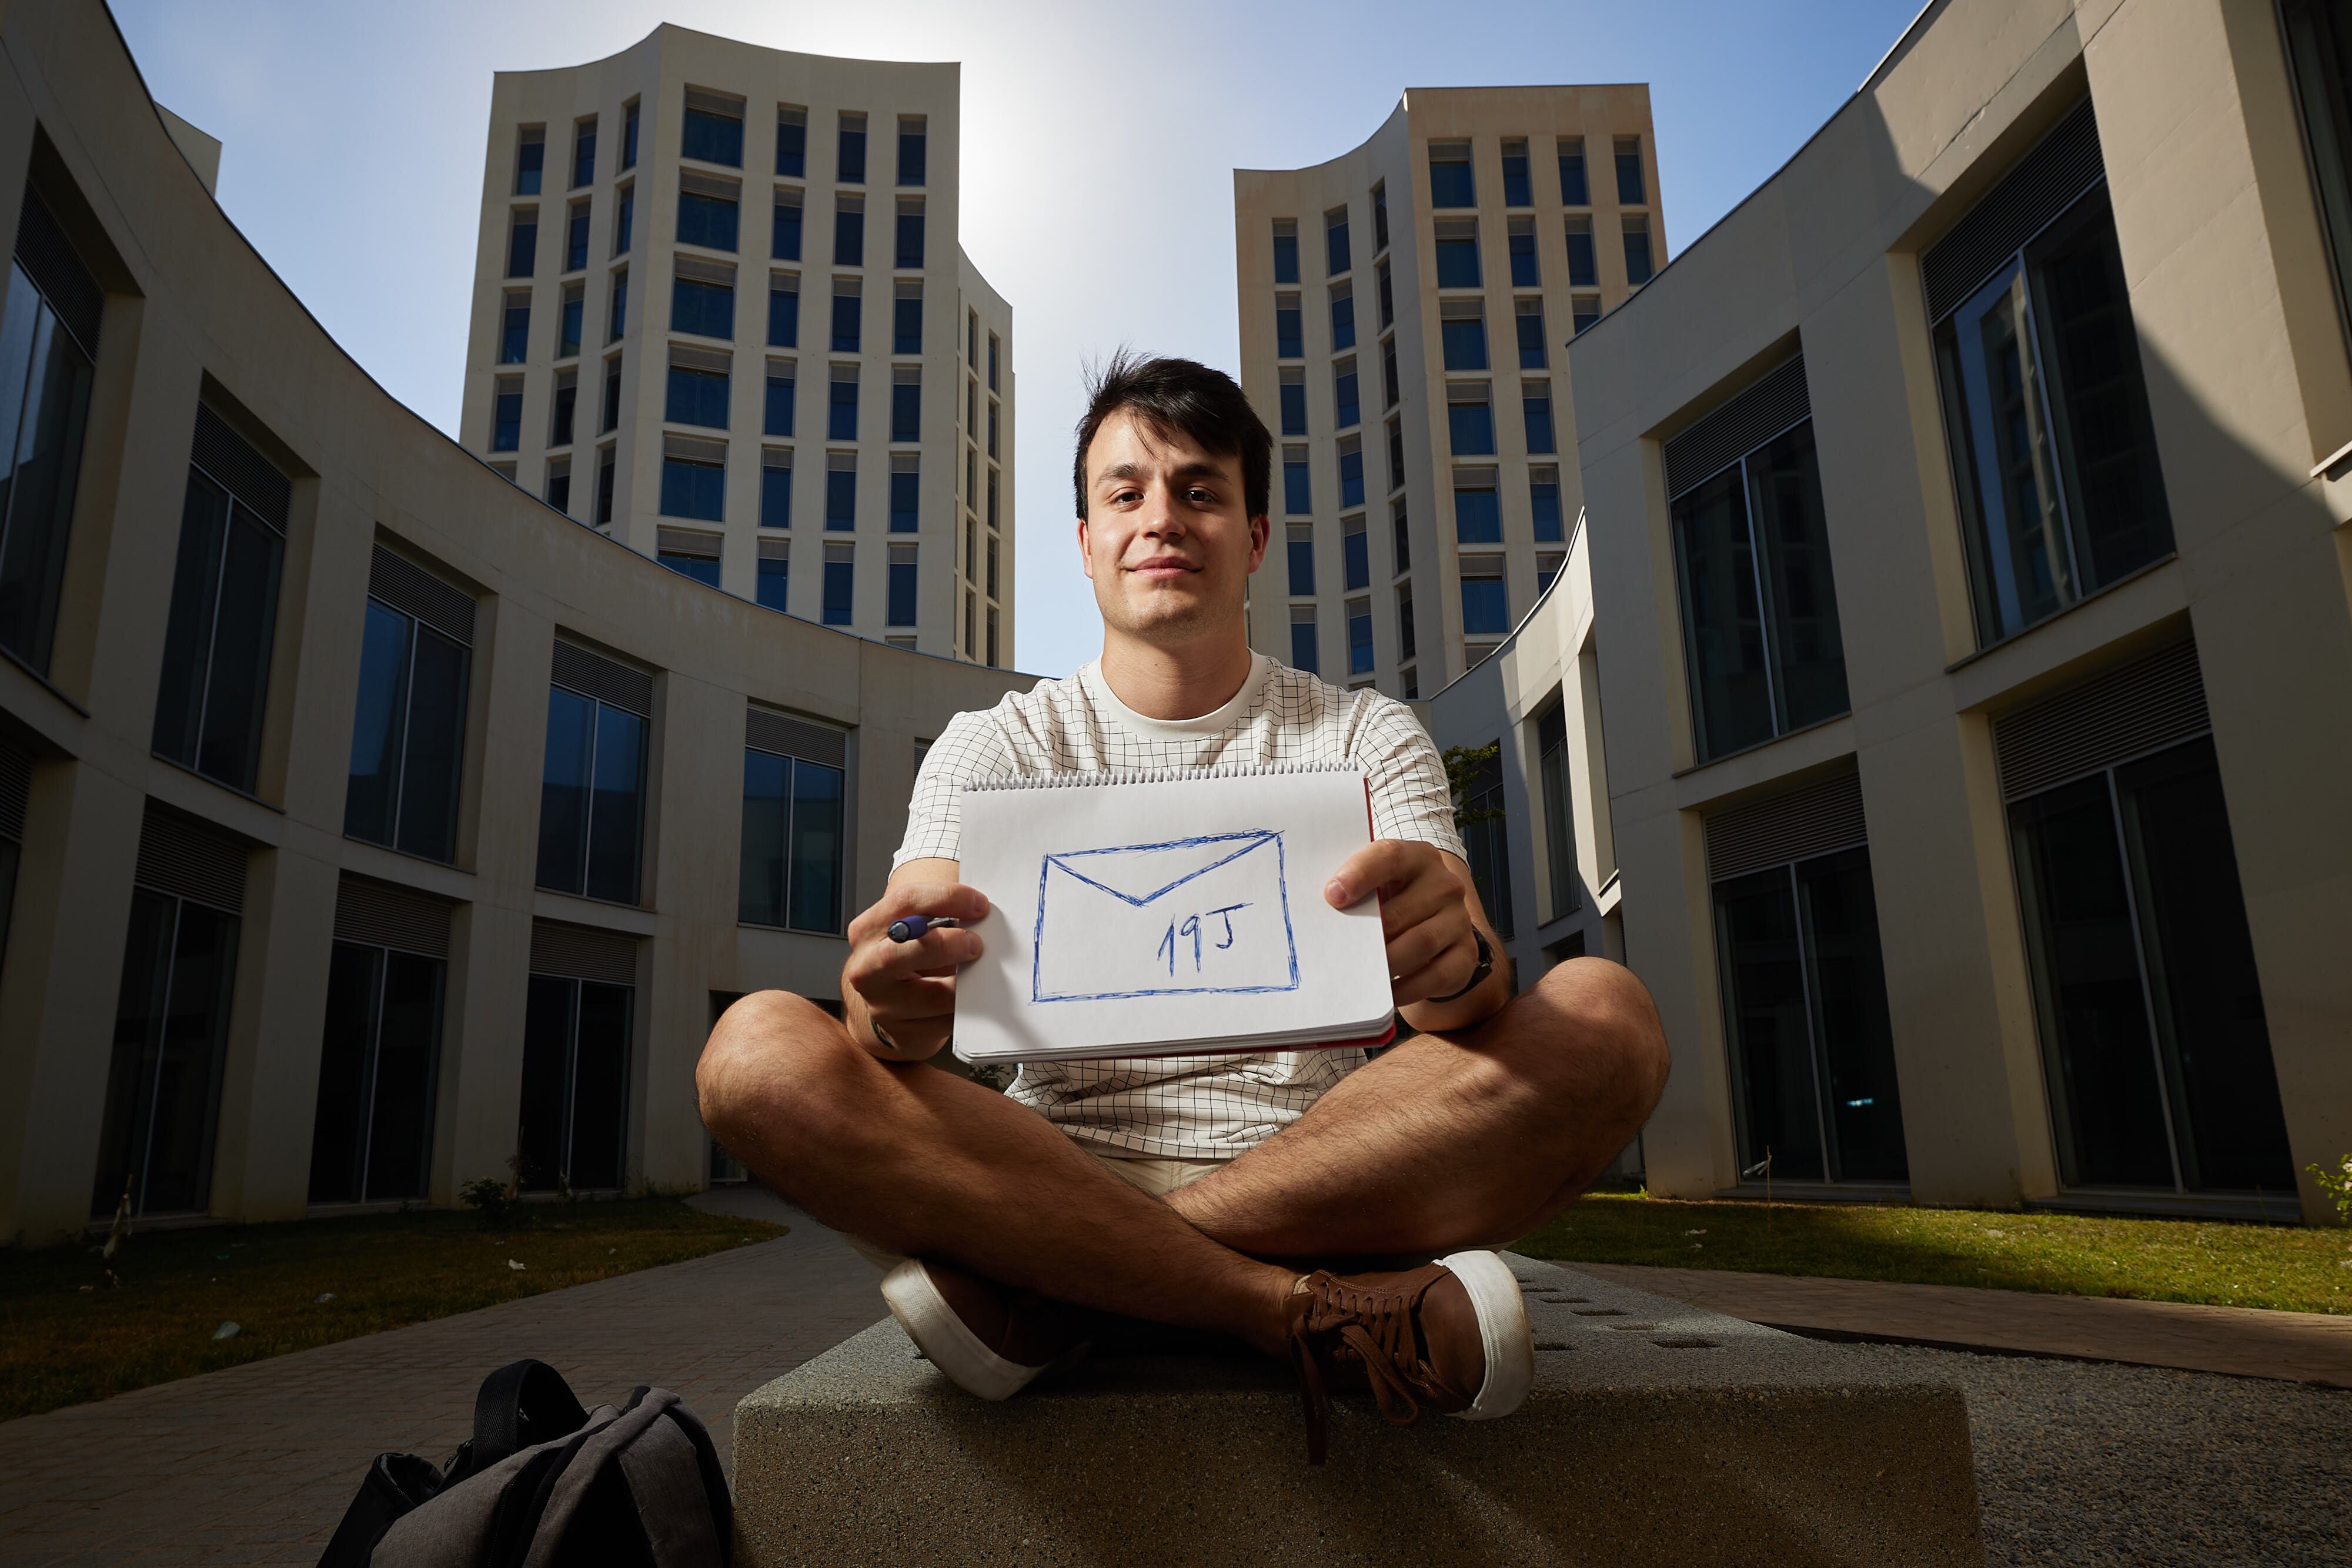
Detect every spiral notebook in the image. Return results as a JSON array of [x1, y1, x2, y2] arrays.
[[950, 763, 1398, 1065]]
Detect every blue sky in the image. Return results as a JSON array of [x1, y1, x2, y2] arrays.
[[111, 0, 1923, 679]]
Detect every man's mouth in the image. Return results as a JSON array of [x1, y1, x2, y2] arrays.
[[1127, 558, 1200, 579]]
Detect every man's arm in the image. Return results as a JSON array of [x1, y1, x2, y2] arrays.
[[840, 857, 988, 1060], [1324, 841, 1514, 1035]]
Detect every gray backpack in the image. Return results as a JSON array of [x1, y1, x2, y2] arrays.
[[316, 1359, 730, 1567]]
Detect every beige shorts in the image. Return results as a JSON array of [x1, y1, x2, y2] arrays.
[[841, 1148, 1221, 1272]]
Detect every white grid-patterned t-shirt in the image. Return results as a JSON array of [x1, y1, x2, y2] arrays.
[[895, 653, 1468, 1159]]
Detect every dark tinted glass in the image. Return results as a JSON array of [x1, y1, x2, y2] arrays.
[[1272, 232, 1298, 284], [308, 941, 378, 1203], [827, 467, 855, 527], [769, 284, 797, 347], [507, 218, 536, 278], [553, 384, 576, 446], [1460, 574, 1508, 634], [602, 363, 622, 432], [1517, 310, 1546, 369], [568, 981, 630, 1189], [517, 975, 572, 1189], [1279, 382, 1305, 435], [622, 104, 637, 168], [1672, 462, 1773, 759], [188, 497, 281, 793], [397, 628, 467, 862], [1326, 218, 1351, 275], [1283, 458, 1309, 515], [1383, 342, 1399, 408], [343, 601, 412, 845], [1289, 619, 1318, 673], [1334, 370, 1359, 430], [1623, 225, 1653, 285], [1339, 446, 1364, 508], [153, 475, 228, 767], [1461, 760, 1512, 938], [1287, 535, 1314, 594], [1538, 706, 1575, 917], [1454, 485, 1501, 543], [761, 464, 791, 527], [1559, 147, 1588, 205], [1429, 154, 1474, 208], [1797, 849, 1907, 1181], [894, 295, 921, 353], [585, 706, 645, 904], [833, 207, 863, 266], [365, 951, 443, 1201], [1448, 399, 1495, 455], [831, 293, 859, 352], [677, 191, 739, 251], [1531, 480, 1562, 541], [0, 264, 95, 674], [772, 199, 802, 260], [669, 278, 733, 338], [1343, 526, 1368, 590], [1573, 298, 1600, 335], [1503, 152, 1531, 208], [896, 210, 924, 268], [823, 557, 853, 624], [95, 888, 170, 1213], [566, 209, 589, 270], [664, 366, 729, 427], [681, 107, 744, 167], [1442, 317, 1487, 370], [828, 379, 858, 440], [607, 276, 626, 340], [1435, 235, 1481, 289], [1749, 423, 1849, 731], [1330, 292, 1354, 350], [499, 302, 529, 365], [1524, 391, 1555, 454], [1509, 232, 1538, 287], [536, 684, 594, 892], [1396, 583, 1415, 656], [890, 469, 917, 531], [515, 137, 542, 195], [756, 554, 788, 609], [838, 126, 866, 183], [1713, 867, 1826, 1181], [1349, 604, 1372, 673], [740, 748, 789, 924], [776, 119, 804, 177], [789, 760, 844, 930], [1616, 144, 1645, 205], [1566, 229, 1596, 287], [1275, 305, 1301, 358], [493, 390, 522, 450], [892, 382, 920, 442], [572, 123, 596, 188], [764, 373, 794, 436], [660, 457, 723, 521], [557, 299, 582, 357], [888, 557, 916, 624], [660, 549, 720, 587]]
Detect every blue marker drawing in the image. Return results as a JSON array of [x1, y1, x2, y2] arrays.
[[1030, 831, 1301, 1004]]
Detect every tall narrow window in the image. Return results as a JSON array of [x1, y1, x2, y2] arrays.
[[1337, 434, 1364, 510], [1530, 465, 1562, 541], [1522, 380, 1556, 454], [1447, 383, 1495, 456], [506, 208, 537, 278], [1613, 135, 1646, 205], [986, 606, 999, 668], [1347, 595, 1373, 675], [1283, 446, 1311, 515], [1376, 257, 1394, 328], [834, 193, 864, 268], [536, 642, 650, 904], [1278, 366, 1306, 436], [740, 713, 847, 931], [773, 190, 803, 261], [1501, 138, 1532, 207], [1325, 208, 1351, 275], [558, 283, 583, 357], [1429, 141, 1475, 208], [677, 175, 740, 252], [891, 366, 921, 442], [1272, 218, 1299, 285], [546, 456, 569, 514], [1434, 219, 1481, 288], [596, 444, 616, 523], [823, 540, 854, 624], [1289, 602, 1318, 673], [1287, 522, 1315, 594], [564, 201, 590, 271], [550, 372, 576, 448], [1515, 299, 1546, 368], [757, 534, 789, 607], [837, 111, 868, 183], [621, 101, 638, 169], [2282, 0, 2352, 342], [760, 450, 793, 529], [1537, 703, 1578, 922], [1456, 748, 1513, 938], [1332, 357, 1359, 430], [1386, 418, 1405, 493], [987, 333, 1000, 391], [896, 196, 925, 269], [887, 542, 918, 626], [1328, 280, 1355, 350], [681, 91, 745, 166], [776, 106, 806, 178], [519, 964, 632, 1191], [607, 268, 627, 342], [600, 356, 622, 434], [1441, 300, 1488, 371], [613, 185, 634, 255], [514, 126, 544, 195], [826, 452, 857, 530], [1508, 218, 1539, 287], [1622, 213, 1654, 285], [345, 547, 472, 863], [1557, 136, 1587, 205], [756, 353, 793, 436], [1275, 293, 1302, 359], [310, 914, 447, 1205], [1382, 339, 1399, 410], [829, 365, 859, 440], [0, 188, 101, 676], [1396, 577, 1416, 661], [659, 437, 724, 522], [1460, 559, 1508, 636], [890, 452, 919, 532], [830, 277, 861, 352], [894, 279, 923, 353], [897, 115, 927, 185], [1342, 511, 1369, 591], [1372, 182, 1389, 250], [153, 407, 289, 795], [1453, 467, 1500, 543], [1565, 216, 1596, 287]]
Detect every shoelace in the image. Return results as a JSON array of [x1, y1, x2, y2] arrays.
[[1282, 1271, 1439, 1466]]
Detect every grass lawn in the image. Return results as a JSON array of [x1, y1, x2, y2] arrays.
[[1514, 1191, 2352, 1317], [0, 1198, 786, 1423]]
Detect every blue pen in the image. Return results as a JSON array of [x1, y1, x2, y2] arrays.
[[887, 915, 960, 942]]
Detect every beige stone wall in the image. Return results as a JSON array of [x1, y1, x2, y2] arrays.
[[0, 0, 1029, 1246], [1563, 0, 2352, 1219]]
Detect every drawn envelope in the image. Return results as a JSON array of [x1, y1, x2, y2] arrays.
[[1030, 830, 1301, 1003]]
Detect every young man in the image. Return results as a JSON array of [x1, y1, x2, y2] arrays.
[[699, 354, 1667, 1463]]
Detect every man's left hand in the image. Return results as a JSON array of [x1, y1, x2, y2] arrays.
[[1324, 840, 1489, 1009]]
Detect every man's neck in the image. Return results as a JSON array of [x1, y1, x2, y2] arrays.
[[1097, 626, 1257, 722]]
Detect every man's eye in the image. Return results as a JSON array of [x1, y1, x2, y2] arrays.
[[1186, 489, 1215, 504]]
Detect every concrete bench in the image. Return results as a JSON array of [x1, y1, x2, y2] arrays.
[[733, 1253, 1983, 1566]]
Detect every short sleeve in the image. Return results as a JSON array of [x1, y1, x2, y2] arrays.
[[894, 709, 1017, 869], [1351, 697, 1469, 862]]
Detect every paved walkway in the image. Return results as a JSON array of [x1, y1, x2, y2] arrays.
[[1576, 1263, 2352, 1387], [0, 1188, 881, 1567]]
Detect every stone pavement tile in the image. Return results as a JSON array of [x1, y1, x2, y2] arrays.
[[0, 1193, 882, 1565], [1572, 1263, 2352, 1386]]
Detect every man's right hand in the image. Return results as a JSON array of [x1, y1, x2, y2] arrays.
[[843, 863, 988, 1060]]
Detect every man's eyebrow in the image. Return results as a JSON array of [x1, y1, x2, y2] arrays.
[[1093, 460, 1228, 487]]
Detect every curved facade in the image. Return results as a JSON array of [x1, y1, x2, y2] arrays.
[[0, 0, 1028, 1246]]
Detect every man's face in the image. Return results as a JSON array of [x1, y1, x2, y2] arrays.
[[1077, 409, 1268, 643]]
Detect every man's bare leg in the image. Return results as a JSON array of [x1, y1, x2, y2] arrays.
[[1165, 957, 1668, 1259], [697, 991, 1298, 1354]]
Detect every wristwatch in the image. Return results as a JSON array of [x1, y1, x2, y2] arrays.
[[1426, 927, 1494, 1005]]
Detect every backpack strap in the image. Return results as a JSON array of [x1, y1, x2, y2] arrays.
[[613, 1396, 731, 1567], [463, 1359, 589, 1478], [314, 1451, 444, 1567]]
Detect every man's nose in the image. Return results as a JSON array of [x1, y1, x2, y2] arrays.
[[1141, 483, 1188, 536]]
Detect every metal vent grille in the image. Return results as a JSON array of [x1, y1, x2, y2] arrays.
[[334, 875, 453, 958], [1993, 638, 2207, 801], [13, 186, 101, 356], [746, 705, 846, 768], [667, 343, 731, 374], [550, 639, 653, 716], [1922, 98, 2104, 323], [369, 546, 475, 646], [191, 404, 292, 531], [1662, 356, 1810, 500], [530, 919, 639, 985], [1704, 768, 1867, 882], [135, 802, 247, 912], [683, 87, 744, 118], [656, 526, 720, 558], [679, 169, 739, 201], [0, 744, 29, 842], [663, 432, 727, 463], [674, 254, 735, 286]]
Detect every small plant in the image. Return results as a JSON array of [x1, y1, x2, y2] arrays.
[[458, 1177, 515, 1228], [2308, 1154, 2352, 1229]]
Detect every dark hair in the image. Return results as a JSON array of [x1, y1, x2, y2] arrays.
[[1071, 350, 1271, 521]]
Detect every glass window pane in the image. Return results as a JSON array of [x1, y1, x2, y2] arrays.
[[1448, 400, 1495, 456], [1796, 848, 1907, 1182], [762, 463, 793, 528], [343, 601, 413, 847], [1712, 868, 1826, 1181], [1454, 484, 1501, 544], [772, 200, 803, 261], [823, 557, 853, 624], [1748, 423, 1851, 731], [740, 750, 790, 925], [757, 553, 788, 609], [681, 107, 744, 166], [585, 705, 646, 904], [0, 270, 95, 674], [788, 760, 844, 931], [142, 901, 239, 1215], [536, 685, 595, 894], [1289, 617, 1318, 673], [1672, 464, 1775, 760], [366, 951, 444, 1201], [195, 506, 283, 793], [307, 941, 380, 1203], [1937, 265, 2070, 643], [765, 373, 794, 437], [1460, 574, 1509, 634], [517, 975, 573, 1190], [153, 474, 230, 768], [395, 628, 466, 864], [1287, 534, 1314, 594], [769, 283, 798, 346], [569, 982, 632, 1189], [1442, 318, 1488, 370]]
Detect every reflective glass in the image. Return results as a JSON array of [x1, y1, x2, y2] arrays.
[[536, 684, 594, 892], [585, 706, 645, 904]]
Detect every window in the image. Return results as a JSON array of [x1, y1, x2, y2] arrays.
[[506, 209, 537, 278], [1396, 578, 1416, 661], [773, 192, 803, 260], [1342, 512, 1369, 591], [838, 111, 868, 183], [519, 970, 632, 1191], [1347, 595, 1373, 674], [1622, 214, 1654, 285], [1502, 138, 1532, 207], [2282, 0, 2352, 340], [547, 457, 572, 513], [768, 272, 797, 346], [894, 279, 923, 352], [1329, 280, 1355, 350], [1272, 218, 1299, 285], [1278, 367, 1306, 436], [1536, 550, 1563, 597], [1441, 301, 1488, 370], [535, 644, 649, 902], [559, 283, 583, 357], [740, 721, 846, 931], [153, 408, 288, 794], [666, 359, 729, 428], [1283, 446, 1311, 514], [987, 605, 999, 667], [1382, 339, 1399, 410], [1386, 418, 1405, 493], [1671, 406, 1850, 761], [659, 444, 724, 521], [896, 196, 925, 268], [1289, 602, 1318, 673], [830, 278, 861, 352], [1333, 357, 1359, 430], [826, 451, 856, 529], [98, 876, 240, 1217], [600, 356, 622, 433], [677, 180, 740, 252], [987, 333, 1000, 391], [607, 269, 627, 341], [1376, 257, 1394, 328], [596, 444, 616, 523], [764, 361, 794, 436], [986, 533, 999, 599], [891, 366, 921, 442], [1337, 434, 1364, 509], [1508, 218, 1539, 287], [657, 527, 721, 587], [345, 552, 471, 862], [1614, 135, 1646, 205], [1530, 465, 1562, 541], [987, 467, 1000, 529], [828, 365, 859, 440], [1429, 141, 1474, 208], [890, 452, 919, 531], [1515, 299, 1546, 368], [833, 193, 864, 267], [1537, 703, 1576, 920], [682, 93, 744, 166], [1275, 293, 1302, 358], [564, 201, 590, 271], [1325, 208, 1351, 275], [1454, 467, 1500, 543], [622, 101, 638, 169], [614, 185, 634, 255], [514, 126, 544, 195], [1434, 219, 1481, 288], [964, 587, 975, 654], [1286, 522, 1315, 594], [1572, 294, 1601, 335], [893, 113, 928, 185], [1523, 380, 1556, 453], [1565, 216, 1597, 287], [887, 542, 917, 625], [756, 535, 789, 607], [309, 932, 445, 1205], [1558, 136, 1587, 205], [1461, 559, 1509, 636], [968, 308, 979, 367], [492, 379, 522, 451], [1372, 182, 1389, 250], [1457, 747, 1513, 939], [761, 449, 792, 528], [1448, 383, 1495, 456], [1933, 184, 2171, 645], [776, 106, 806, 178], [823, 540, 854, 624], [670, 266, 734, 338]]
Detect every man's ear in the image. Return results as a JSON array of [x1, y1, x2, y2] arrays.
[[1076, 514, 1096, 582], [1245, 514, 1271, 573]]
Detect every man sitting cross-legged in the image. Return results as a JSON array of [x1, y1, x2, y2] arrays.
[[699, 352, 1669, 1463]]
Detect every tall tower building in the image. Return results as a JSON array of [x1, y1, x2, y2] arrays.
[[462, 26, 1015, 664], [1235, 88, 1662, 697]]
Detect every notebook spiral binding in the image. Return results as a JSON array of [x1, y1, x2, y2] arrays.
[[964, 760, 1361, 792]]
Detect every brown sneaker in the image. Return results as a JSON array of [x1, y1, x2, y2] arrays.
[[1283, 1249, 1534, 1463], [880, 1258, 1094, 1400]]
